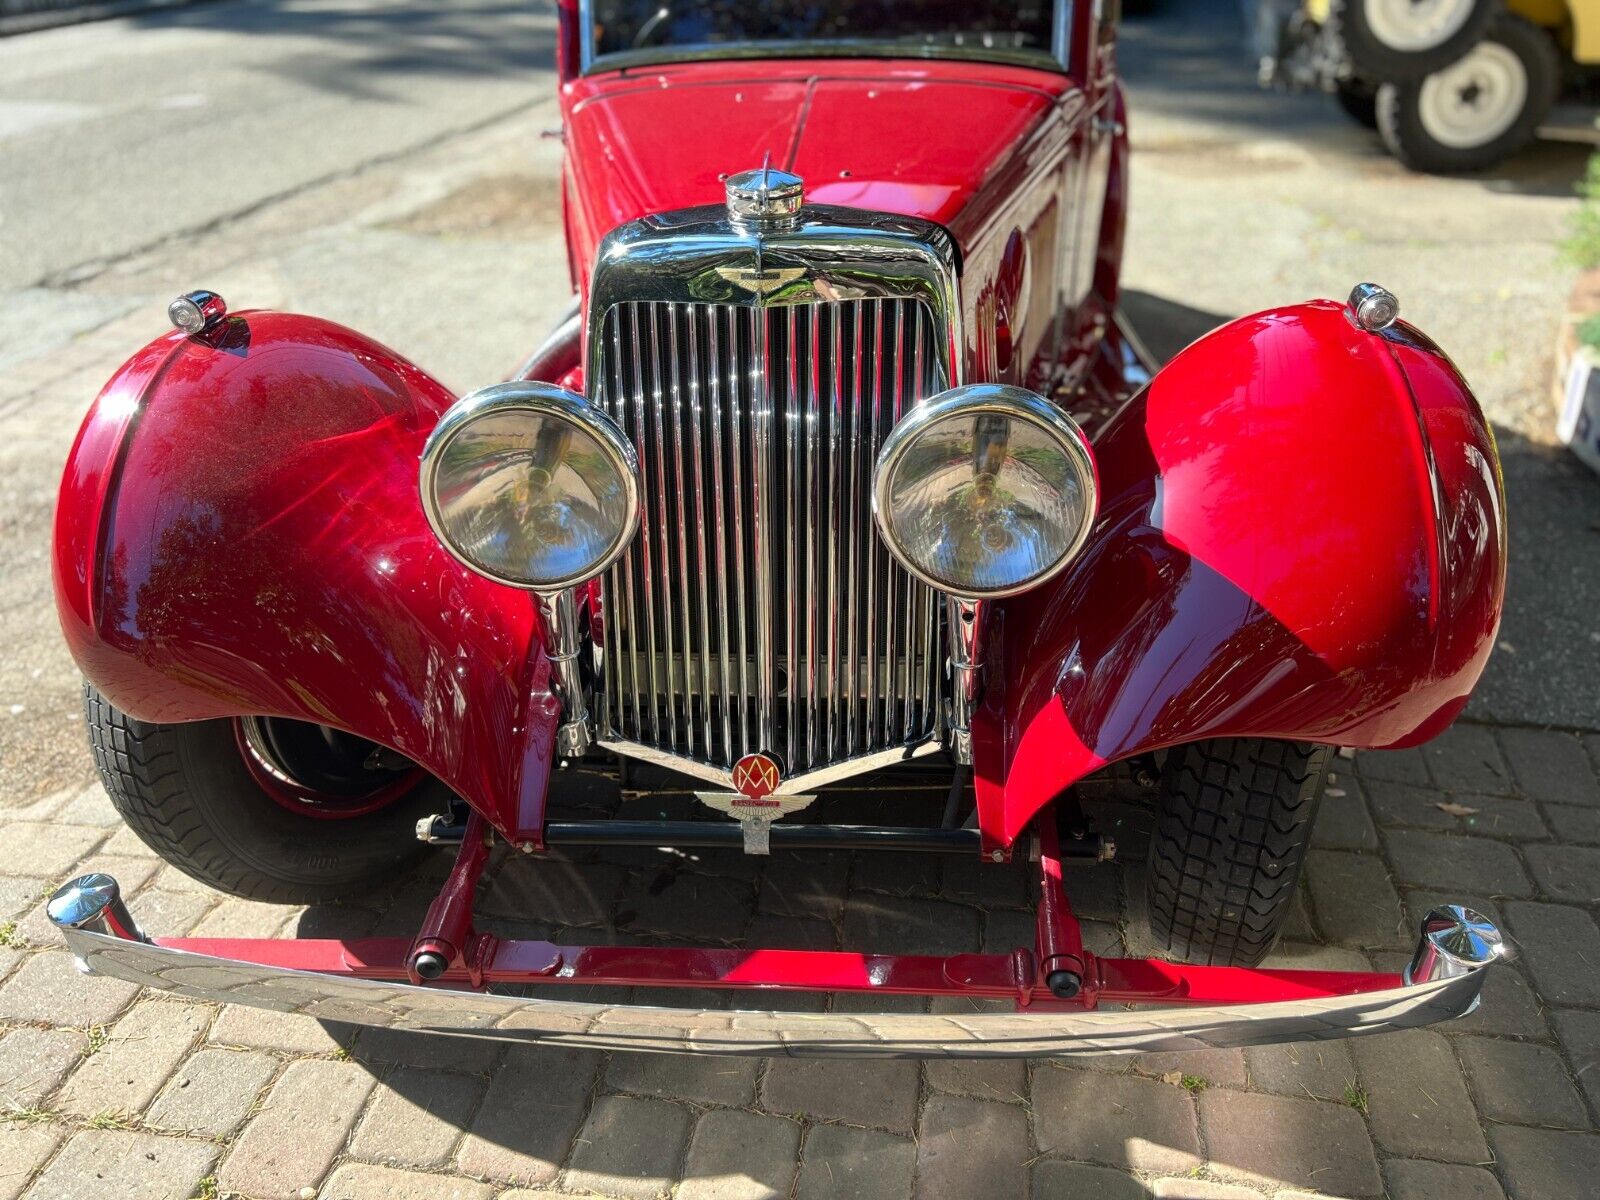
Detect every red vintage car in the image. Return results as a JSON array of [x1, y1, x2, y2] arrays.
[[48, 1, 1508, 1056]]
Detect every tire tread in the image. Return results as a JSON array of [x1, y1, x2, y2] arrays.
[[1144, 738, 1331, 968], [85, 684, 431, 904]]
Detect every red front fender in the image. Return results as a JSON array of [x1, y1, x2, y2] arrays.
[[53, 312, 559, 843], [974, 301, 1506, 850]]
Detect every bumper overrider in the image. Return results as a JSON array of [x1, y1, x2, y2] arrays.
[[50, 864, 1505, 1058]]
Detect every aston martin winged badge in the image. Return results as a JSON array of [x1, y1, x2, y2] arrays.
[[713, 266, 806, 296], [695, 751, 815, 854]]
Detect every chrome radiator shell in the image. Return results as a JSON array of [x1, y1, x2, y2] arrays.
[[586, 205, 962, 791]]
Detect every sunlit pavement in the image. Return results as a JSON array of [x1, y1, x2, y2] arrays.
[[2, 2, 1598, 1198]]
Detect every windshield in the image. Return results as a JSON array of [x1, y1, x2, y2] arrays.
[[586, 1, 1060, 71]]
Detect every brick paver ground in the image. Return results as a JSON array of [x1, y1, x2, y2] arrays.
[[4, 727, 1600, 1199]]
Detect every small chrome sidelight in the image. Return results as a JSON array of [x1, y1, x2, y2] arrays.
[[1348, 282, 1401, 332], [167, 290, 227, 334]]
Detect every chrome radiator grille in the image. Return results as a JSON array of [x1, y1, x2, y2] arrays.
[[595, 297, 948, 779]]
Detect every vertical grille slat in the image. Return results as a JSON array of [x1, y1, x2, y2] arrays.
[[666, 304, 697, 756], [626, 306, 663, 745], [843, 300, 864, 758], [644, 305, 679, 750], [705, 307, 735, 761], [784, 306, 800, 772], [753, 305, 777, 759], [725, 307, 752, 758], [804, 305, 821, 771], [825, 301, 843, 764], [902, 304, 922, 741], [685, 305, 716, 759], [865, 300, 885, 749], [600, 297, 946, 777]]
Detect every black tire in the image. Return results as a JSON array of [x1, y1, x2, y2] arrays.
[[1329, 0, 1497, 81], [1376, 14, 1560, 173], [1335, 78, 1380, 128], [86, 685, 442, 904], [1145, 738, 1332, 968]]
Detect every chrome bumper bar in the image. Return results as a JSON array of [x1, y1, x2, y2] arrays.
[[52, 884, 1504, 1059]]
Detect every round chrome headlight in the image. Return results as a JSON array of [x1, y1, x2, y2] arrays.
[[872, 384, 1098, 599], [420, 382, 639, 592]]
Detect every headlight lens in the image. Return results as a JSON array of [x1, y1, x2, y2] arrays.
[[872, 384, 1097, 599], [420, 382, 639, 591]]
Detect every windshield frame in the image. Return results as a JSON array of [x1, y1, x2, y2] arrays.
[[579, 0, 1073, 76]]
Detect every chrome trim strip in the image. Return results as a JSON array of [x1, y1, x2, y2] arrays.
[[1053, 0, 1073, 70], [598, 735, 944, 795], [60, 926, 1494, 1059]]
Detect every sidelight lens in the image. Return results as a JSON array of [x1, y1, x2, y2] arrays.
[[872, 384, 1097, 599], [420, 382, 639, 591]]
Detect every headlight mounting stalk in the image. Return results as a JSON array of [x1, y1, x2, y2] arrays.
[[539, 587, 593, 761], [947, 595, 983, 767]]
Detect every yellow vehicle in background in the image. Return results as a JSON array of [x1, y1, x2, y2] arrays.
[[1260, 0, 1598, 172]]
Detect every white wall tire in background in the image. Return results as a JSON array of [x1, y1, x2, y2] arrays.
[[1377, 14, 1560, 173], [1365, 0, 1480, 52], [1416, 42, 1528, 149]]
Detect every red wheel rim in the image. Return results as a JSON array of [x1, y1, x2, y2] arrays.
[[234, 717, 423, 821]]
